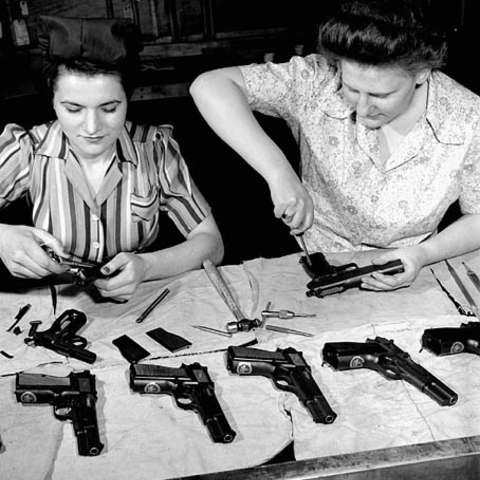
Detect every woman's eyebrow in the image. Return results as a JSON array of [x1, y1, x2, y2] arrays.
[[60, 99, 122, 107], [343, 81, 395, 96]]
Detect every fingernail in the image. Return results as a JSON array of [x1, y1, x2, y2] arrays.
[[102, 267, 110, 274]]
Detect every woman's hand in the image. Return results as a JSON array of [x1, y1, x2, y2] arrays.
[[93, 252, 147, 302], [269, 171, 314, 234], [360, 245, 427, 291], [0, 224, 68, 279]]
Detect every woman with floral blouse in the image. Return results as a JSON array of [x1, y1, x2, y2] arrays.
[[190, 0, 480, 292]]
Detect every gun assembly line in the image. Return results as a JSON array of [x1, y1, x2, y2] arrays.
[[2, 247, 480, 479]]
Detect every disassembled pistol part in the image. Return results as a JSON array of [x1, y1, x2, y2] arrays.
[[226, 318, 262, 334], [135, 288, 170, 324], [261, 309, 316, 319], [264, 324, 314, 337], [192, 325, 233, 338], [43, 246, 105, 286], [6, 304, 31, 332]]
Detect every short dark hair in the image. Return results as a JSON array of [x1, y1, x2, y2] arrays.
[[45, 56, 139, 100], [317, 0, 448, 73]]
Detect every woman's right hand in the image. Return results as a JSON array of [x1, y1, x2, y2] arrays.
[[269, 171, 314, 235], [0, 224, 68, 279]]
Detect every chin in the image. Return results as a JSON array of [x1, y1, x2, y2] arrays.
[[358, 116, 385, 129]]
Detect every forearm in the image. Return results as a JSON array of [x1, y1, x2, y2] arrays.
[[138, 220, 224, 282], [417, 214, 480, 266], [190, 68, 297, 185]]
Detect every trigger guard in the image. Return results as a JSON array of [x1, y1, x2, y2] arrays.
[[272, 376, 295, 393], [53, 405, 72, 420]]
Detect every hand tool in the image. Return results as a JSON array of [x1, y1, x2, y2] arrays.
[[261, 309, 316, 320], [202, 259, 260, 333], [445, 260, 478, 315], [259, 301, 314, 336], [264, 324, 314, 337], [462, 262, 480, 294], [202, 259, 245, 321], [297, 234, 313, 268], [259, 301, 272, 327], [431, 269, 476, 317], [135, 288, 170, 324], [192, 325, 233, 338]]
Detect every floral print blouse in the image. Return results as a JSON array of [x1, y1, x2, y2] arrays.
[[240, 54, 480, 252]]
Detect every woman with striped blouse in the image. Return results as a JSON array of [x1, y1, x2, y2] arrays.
[[0, 17, 223, 302]]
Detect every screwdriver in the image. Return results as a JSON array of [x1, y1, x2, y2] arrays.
[[297, 235, 313, 268], [462, 262, 480, 294], [261, 309, 316, 320]]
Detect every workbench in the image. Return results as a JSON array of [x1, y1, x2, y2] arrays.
[[1, 250, 479, 479]]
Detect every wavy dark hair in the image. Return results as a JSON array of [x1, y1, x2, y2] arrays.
[[44, 56, 140, 100], [317, 0, 448, 74]]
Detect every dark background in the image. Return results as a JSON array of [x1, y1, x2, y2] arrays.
[[0, 0, 477, 267]]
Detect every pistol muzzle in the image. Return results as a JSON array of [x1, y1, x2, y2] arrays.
[[205, 415, 237, 443], [422, 382, 458, 407], [305, 396, 337, 424], [76, 428, 104, 456]]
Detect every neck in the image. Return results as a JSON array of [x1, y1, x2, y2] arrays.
[[387, 81, 428, 135], [76, 149, 115, 195]]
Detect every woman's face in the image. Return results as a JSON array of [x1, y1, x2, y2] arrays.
[[340, 60, 427, 129], [53, 68, 128, 161]]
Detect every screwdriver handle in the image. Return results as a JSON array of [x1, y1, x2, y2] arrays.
[[203, 259, 245, 321]]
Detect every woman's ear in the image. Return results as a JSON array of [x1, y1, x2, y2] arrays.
[[415, 69, 431, 86]]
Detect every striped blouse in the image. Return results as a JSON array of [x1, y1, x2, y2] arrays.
[[0, 120, 211, 263]]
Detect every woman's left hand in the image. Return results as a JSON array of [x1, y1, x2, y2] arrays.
[[360, 245, 427, 291], [93, 252, 147, 302]]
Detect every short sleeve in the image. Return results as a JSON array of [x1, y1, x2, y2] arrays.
[[239, 54, 332, 120], [154, 126, 211, 236], [0, 124, 33, 208]]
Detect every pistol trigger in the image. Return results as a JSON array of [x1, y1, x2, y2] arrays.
[[70, 335, 88, 348], [53, 404, 72, 420], [340, 262, 358, 272], [175, 393, 196, 411], [272, 373, 295, 393]]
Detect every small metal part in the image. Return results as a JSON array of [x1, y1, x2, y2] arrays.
[[6, 304, 31, 332], [27, 320, 42, 337], [261, 309, 317, 320], [259, 301, 272, 327], [192, 325, 233, 338], [264, 324, 314, 337], [226, 318, 262, 333], [135, 288, 170, 324]]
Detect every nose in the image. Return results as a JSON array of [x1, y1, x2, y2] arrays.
[[83, 110, 101, 135], [355, 94, 373, 117]]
